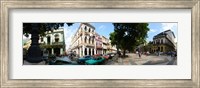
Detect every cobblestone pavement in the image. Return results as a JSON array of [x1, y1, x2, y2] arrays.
[[104, 53, 177, 65]]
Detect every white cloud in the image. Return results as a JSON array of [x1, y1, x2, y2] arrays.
[[161, 23, 178, 42], [64, 25, 77, 51], [98, 25, 106, 30], [149, 29, 157, 33], [161, 23, 177, 31]]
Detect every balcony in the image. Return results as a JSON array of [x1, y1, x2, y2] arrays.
[[96, 45, 103, 49], [40, 42, 64, 45], [52, 42, 64, 45], [40, 42, 64, 49]]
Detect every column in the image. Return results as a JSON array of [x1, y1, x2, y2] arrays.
[[83, 46, 85, 56], [60, 48, 63, 55], [79, 47, 82, 57], [91, 48, 93, 55], [52, 48, 54, 54], [87, 48, 89, 55], [94, 48, 96, 54]]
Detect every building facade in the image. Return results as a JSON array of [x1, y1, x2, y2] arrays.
[[102, 36, 112, 54], [70, 23, 117, 57], [70, 23, 96, 57], [151, 30, 176, 53], [95, 33, 103, 55], [39, 28, 65, 55]]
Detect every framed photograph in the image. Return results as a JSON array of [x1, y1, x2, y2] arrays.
[[1, 0, 199, 87]]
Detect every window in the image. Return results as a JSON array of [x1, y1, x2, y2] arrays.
[[54, 34, 59, 42], [85, 37, 87, 43], [47, 36, 51, 44], [41, 38, 43, 42], [89, 38, 91, 44], [85, 26, 87, 31], [161, 39, 163, 44], [55, 38, 59, 42]]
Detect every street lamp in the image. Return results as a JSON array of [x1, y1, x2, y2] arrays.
[[26, 23, 43, 63]]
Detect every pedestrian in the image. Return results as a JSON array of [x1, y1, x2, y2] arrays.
[[157, 49, 160, 56], [43, 49, 49, 64], [138, 48, 141, 58]]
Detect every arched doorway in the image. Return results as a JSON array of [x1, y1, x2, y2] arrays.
[[89, 48, 91, 55], [85, 48, 87, 55]]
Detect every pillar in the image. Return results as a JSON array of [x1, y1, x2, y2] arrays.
[[60, 48, 63, 55], [79, 47, 82, 57], [91, 48, 93, 55], [52, 48, 54, 54], [83, 46, 85, 56], [87, 48, 89, 55]]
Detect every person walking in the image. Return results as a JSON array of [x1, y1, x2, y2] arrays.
[[138, 48, 141, 58], [157, 49, 160, 56]]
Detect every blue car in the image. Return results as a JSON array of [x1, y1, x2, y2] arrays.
[[85, 57, 105, 65], [77, 55, 94, 64]]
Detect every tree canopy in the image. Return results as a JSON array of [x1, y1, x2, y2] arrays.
[[23, 23, 73, 37], [109, 23, 150, 56]]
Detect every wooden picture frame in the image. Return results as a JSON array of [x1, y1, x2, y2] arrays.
[[1, 0, 199, 87]]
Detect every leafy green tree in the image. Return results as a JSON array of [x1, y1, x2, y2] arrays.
[[145, 41, 154, 53], [23, 23, 73, 37], [23, 23, 73, 63], [110, 23, 149, 57]]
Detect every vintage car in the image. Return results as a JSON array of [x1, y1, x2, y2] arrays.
[[77, 55, 94, 64], [85, 56, 105, 65], [50, 56, 78, 65], [103, 53, 117, 60]]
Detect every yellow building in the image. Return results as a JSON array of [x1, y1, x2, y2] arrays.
[[151, 30, 176, 53], [39, 28, 65, 55]]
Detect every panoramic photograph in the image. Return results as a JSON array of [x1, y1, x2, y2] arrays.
[[23, 23, 177, 65]]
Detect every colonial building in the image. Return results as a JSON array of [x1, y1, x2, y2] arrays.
[[39, 28, 65, 55], [70, 23, 117, 57], [151, 30, 176, 53], [102, 36, 111, 54], [107, 40, 117, 53], [70, 23, 96, 57], [95, 33, 103, 55]]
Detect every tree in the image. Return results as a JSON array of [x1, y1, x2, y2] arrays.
[[23, 23, 73, 37], [109, 23, 149, 57], [23, 23, 73, 63]]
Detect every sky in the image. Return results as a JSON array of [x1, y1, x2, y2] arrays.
[[63, 23, 178, 50]]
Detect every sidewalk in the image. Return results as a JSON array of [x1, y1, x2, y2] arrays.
[[115, 53, 172, 65]]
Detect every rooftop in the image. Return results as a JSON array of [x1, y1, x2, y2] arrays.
[[153, 29, 176, 39]]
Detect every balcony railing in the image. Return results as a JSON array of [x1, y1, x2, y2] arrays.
[[40, 42, 64, 45], [96, 45, 103, 49]]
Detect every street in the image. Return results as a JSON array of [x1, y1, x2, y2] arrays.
[[103, 53, 177, 65]]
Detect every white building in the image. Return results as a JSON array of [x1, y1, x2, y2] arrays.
[[70, 23, 96, 57], [39, 28, 65, 55], [70, 23, 117, 57]]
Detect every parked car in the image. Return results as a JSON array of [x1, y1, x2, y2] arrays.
[[77, 55, 94, 64], [103, 53, 116, 60], [50, 56, 78, 65], [93, 54, 103, 57], [85, 56, 105, 65]]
